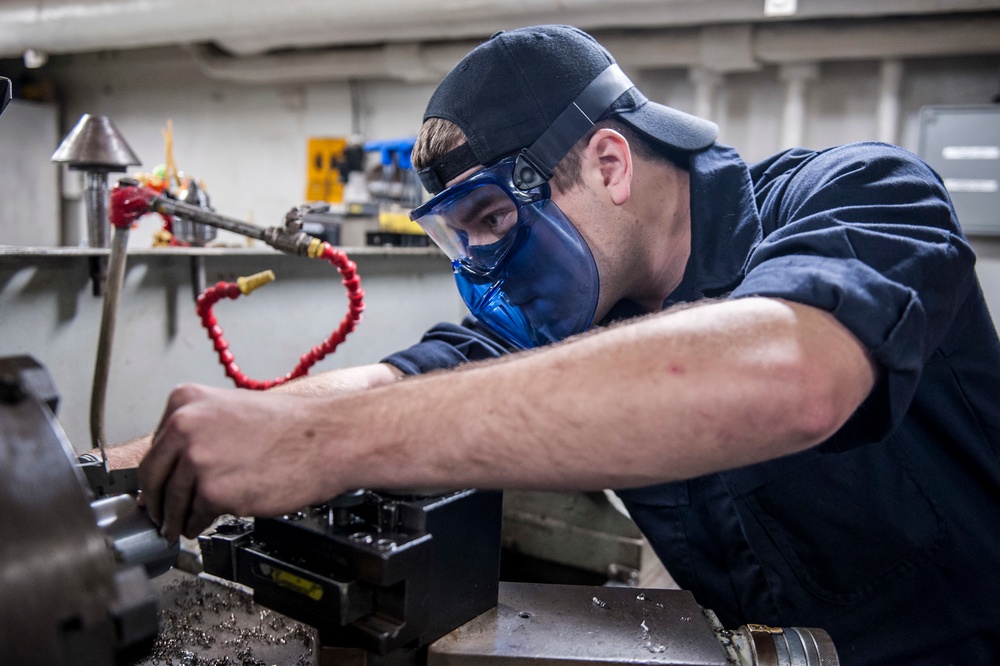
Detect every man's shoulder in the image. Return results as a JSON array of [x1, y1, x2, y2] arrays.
[[752, 141, 946, 211], [752, 141, 930, 180]]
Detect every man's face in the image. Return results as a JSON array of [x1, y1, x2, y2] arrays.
[[416, 156, 602, 347]]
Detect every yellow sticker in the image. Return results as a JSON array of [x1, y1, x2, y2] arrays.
[[271, 567, 324, 601]]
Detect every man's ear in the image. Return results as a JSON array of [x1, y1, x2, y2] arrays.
[[586, 128, 632, 206]]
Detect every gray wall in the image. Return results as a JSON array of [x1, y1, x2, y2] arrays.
[[0, 251, 463, 451], [26, 43, 998, 320], [0, 99, 59, 245]]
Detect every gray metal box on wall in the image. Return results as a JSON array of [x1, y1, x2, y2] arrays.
[[918, 105, 1000, 237]]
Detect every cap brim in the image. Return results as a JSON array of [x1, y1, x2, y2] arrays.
[[616, 99, 718, 152]]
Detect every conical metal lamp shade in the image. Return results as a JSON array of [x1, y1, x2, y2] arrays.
[[51, 114, 140, 171]]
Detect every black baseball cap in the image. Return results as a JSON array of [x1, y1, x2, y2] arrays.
[[418, 25, 717, 193]]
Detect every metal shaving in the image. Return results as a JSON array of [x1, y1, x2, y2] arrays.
[[132, 571, 314, 666]]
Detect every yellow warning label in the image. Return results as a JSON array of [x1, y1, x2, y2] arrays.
[[271, 567, 324, 601]]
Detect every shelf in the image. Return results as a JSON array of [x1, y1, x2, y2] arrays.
[[0, 245, 444, 258]]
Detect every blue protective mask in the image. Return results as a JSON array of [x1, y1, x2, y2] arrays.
[[410, 155, 599, 349]]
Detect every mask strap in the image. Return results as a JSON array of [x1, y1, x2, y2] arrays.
[[418, 142, 478, 194], [513, 64, 634, 191]]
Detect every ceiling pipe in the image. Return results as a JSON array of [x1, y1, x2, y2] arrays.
[[182, 15, 1000, 87], [185, 42, 478, 85], [753, 14, 1000, 62], [2, 0, 999, 59]]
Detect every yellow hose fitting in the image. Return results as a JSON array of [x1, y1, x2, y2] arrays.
[[237, 270, 276, 295], [307, 237, 324, 259]]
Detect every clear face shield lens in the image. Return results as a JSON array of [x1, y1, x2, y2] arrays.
[[414, 181, 525, 280]]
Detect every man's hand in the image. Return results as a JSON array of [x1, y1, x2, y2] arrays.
[[134, 362, 402, 540], [138, 384, 340, 541]]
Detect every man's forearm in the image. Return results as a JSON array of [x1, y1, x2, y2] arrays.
[[272, 362, 404, 397], [105, 362, 403, 468], [318, 298, 877, 495]]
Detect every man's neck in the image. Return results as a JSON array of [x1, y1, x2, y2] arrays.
[[626, 159, 692, 312]]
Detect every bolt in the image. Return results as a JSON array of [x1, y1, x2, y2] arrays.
[[216, 518, 252, 535], [375, 538, 397, 552]]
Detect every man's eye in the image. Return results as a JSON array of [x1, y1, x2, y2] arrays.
[[481, 213, 501, 230], [480, 208, 515, 234]]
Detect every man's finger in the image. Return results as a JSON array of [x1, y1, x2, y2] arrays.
[[183, 497, 220, 540], [160, 459, 196, 542], [137, 424, 180, 527]]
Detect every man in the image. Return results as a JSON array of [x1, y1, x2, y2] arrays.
[[137, 26, 1000, 664]]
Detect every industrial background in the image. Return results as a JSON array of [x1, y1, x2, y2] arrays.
[[1, 0, 999, 450], [2, 2, 1000, 664]]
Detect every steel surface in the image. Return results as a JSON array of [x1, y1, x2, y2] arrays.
[[428, 582, 730, 665]]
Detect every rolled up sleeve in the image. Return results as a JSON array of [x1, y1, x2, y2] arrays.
[[381, 316, 512, 375], [731, 143, 976, 440]]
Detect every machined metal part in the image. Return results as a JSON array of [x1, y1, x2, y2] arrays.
[[427, 582, 839, 666], [0, 355, 165, 666], [502, 490, 663, 586], [173, 179, 218, 246], [92, 493, 179, 578], [200, 489, 504, 662], [726, 624, 840, 666], [51, 114, 142, 171], [78, 458, 141, 497]]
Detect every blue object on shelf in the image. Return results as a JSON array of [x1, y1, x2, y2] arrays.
[[364, 137, 417, 170]]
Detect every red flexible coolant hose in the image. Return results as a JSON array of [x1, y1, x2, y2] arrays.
[[195, 243, 364, 390]]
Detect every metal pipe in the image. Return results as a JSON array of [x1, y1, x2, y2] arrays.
[[2, 0, 997, 59], [89, 224, 129, 458], [151, 195, 317, 255], [152, 196, 267, 242]]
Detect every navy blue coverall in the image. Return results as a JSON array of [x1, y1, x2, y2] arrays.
[[384, 142, 1000, 665]]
